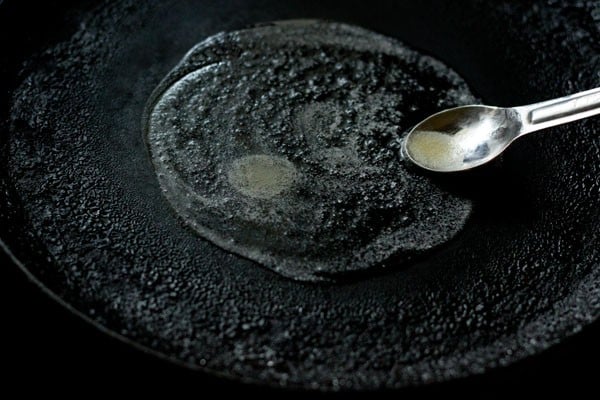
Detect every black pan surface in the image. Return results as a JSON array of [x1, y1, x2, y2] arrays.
[[1, 0, 599, 391]]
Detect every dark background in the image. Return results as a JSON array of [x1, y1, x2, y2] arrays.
[[1, 0, 598, 395]]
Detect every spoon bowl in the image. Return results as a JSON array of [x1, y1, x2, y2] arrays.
[[403, 106, 521, 172]]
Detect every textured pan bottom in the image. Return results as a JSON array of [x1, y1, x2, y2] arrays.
[[3, 0, 599, 391], [145, 21, 475, 281]]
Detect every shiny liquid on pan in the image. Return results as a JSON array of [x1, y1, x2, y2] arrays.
[[145, 20, 475, 281]]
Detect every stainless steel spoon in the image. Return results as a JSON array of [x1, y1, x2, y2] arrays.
[[403, 87, 600, 172]]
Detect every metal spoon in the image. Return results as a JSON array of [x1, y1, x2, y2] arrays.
[[403, 87, 600, 172]]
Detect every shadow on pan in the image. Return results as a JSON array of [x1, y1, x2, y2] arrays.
[[0, 0, 599, 391]]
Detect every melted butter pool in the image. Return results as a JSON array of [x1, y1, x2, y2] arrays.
[[228, 155, 297, 199], [406, 130, 466, 172], [145, 20, 476, 281]]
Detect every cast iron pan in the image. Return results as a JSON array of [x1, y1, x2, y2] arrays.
[[1, 0, 599, 391]]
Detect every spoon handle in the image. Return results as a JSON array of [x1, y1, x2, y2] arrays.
[[516, 87, 600, 135]]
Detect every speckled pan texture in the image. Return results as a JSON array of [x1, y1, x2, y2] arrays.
[[1, 0, 599, 391]]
